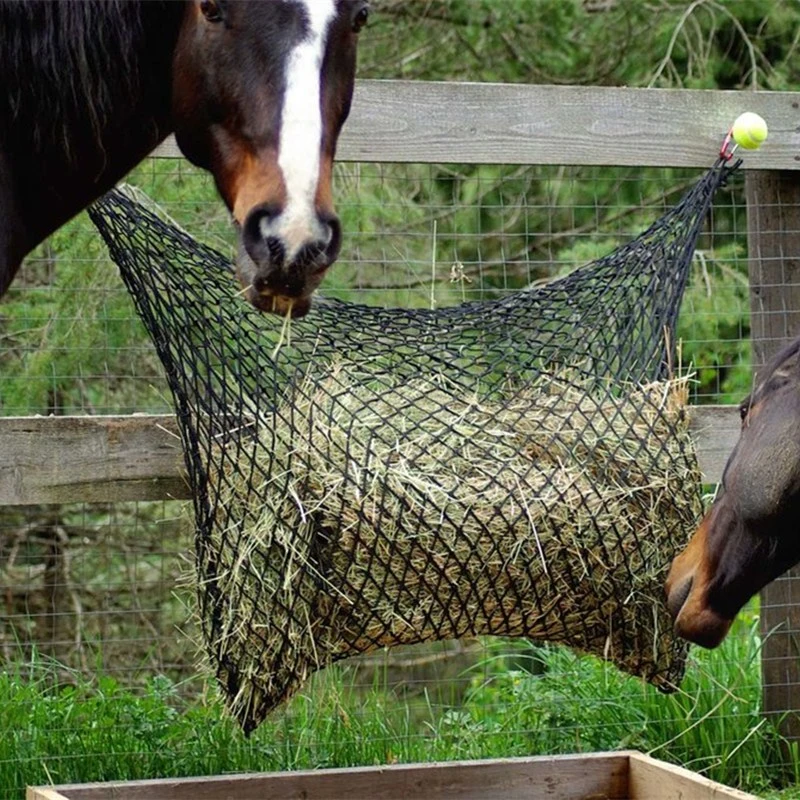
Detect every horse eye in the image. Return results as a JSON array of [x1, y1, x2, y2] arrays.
[[352, 4, 369, 33], [200, 0, 223, 23], [739, 402, 750, 422]]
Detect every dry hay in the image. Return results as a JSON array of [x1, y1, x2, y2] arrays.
[[199, 365, 701, 733]]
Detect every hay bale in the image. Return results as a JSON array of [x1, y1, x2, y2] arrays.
[[200, 366, 701, 733]]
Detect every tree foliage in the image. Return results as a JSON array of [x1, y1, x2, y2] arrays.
[[363, 1, 800, 89]]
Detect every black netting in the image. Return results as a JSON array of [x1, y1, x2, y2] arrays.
[[88, 159, 736, 734]]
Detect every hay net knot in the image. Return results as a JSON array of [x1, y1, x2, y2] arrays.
[[89, 158, 737, 734]]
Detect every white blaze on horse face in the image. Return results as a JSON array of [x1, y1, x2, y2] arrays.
[[263, 0, 336, 261]]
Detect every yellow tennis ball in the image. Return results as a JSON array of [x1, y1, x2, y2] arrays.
[[731, 112, 768, 150]]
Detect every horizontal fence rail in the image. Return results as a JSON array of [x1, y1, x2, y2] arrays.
[[0, 407, 740, 505], [154, 81, 800, 169]]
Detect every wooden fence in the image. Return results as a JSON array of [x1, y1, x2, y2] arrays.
[[3, 80, 800, 735]]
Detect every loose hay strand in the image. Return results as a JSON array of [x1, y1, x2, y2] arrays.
[[271, 301, 294, 360]]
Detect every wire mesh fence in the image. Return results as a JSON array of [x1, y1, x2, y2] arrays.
[[1, 155, 795, 798], [0, 501, 190, 681]]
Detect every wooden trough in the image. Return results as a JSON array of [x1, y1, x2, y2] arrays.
[[27, 752, 758, 799]]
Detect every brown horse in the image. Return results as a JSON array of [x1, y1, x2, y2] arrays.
[[666, 335, 800, 647], [0, 0, 369, 317]]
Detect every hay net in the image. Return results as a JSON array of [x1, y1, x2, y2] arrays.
[[88, 158, 736, 734]]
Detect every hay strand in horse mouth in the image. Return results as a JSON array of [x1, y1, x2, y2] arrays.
[[199, 366, 700, 732]]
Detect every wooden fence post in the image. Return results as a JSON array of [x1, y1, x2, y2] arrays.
[[746, 170, 800, 742]]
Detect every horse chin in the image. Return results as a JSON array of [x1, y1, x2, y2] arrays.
[[245, 287, 313, 319]]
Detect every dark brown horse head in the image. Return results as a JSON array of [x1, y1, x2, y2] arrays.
[[172, 0, 369, 317], [666, 336, 800, 648]]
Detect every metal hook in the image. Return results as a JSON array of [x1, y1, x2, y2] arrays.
[[719, 129, 738, 161]]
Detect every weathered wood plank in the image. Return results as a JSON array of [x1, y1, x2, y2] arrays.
[[27, 752, 760, 799], [627, 752, 758, 799], [747, 169, 800, 743], [0, 415, 188, 505], [153, 81, 800, 168], [28, 753, 630, 800], [0, 406, 740, 506], [747, 171, 800, 365]]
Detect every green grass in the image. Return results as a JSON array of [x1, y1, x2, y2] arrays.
[[768, 787, 800, 800], [462, 622, 787, 793], [3, 614, 799, 799], [1, 655, 433, 796]]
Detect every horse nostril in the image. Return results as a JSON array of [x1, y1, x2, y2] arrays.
[[321, 213, 341, 263], [667, 576, 693, 619], [242, 204, 284, 267], [251, 271, 271, 294]]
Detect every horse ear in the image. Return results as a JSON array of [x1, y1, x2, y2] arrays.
[[773, 338, 800, 379], [753, 338, 800, 401], [776, 348, 800, 386]]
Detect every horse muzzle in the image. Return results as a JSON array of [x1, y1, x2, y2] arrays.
[[235, 209, 341, 318], [665, 566, 732, 649]]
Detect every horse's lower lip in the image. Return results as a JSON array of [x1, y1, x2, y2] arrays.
[[667, 578, 733, 649], [247, 289, 312, 318], [673, 611, 732, 649]]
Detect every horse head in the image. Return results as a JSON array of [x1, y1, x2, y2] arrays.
[[171, 0, 369, 317], [666, 336, 800, 647]]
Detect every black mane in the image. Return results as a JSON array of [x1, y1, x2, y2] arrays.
[[0, 0, 146, 160]]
